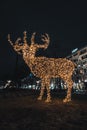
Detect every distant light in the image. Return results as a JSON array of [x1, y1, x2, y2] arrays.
[[72, 48, 78, 53], [78, 65, 81, 67], [84, 79, 87, 82], [7, 80, 11, 83], [29, 73, 33, 77], [29, 85, 32, 88]]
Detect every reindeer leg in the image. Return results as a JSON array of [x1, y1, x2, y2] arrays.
[[45, 78, 51, 103], [37, 79, 45, 101], [63, 78, 73, 103]]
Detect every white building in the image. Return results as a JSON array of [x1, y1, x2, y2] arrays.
[[66, 46, 87, 92], [67, 46, 87, 68]]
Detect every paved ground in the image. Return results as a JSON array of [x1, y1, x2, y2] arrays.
[[0, 89, 87, 130]]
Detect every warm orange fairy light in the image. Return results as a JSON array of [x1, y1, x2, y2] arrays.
[[8, 31, 75, 103]]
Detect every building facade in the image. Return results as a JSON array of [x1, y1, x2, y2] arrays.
[[67, 46, 87, 69], [66, 46, 87, 92]]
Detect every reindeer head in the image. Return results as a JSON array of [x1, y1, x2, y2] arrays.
[[8, 31, 50, 57]]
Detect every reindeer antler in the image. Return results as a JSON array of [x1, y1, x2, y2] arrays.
[[8, 34, 23, 53], [41, 33, 50, 49], [8, 34, 14, 46], [8, 34, 21, 45], [23, 31, 28, 44], [30, 32, 50, 49], [31, 32, 36, 44]]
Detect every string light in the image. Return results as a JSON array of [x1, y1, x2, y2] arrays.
[[8, 31, 75, 103]]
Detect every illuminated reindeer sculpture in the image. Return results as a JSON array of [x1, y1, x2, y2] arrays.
[[8, 31, 75, 103]]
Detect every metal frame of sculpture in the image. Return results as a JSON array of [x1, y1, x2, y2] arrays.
[[8, 31, 75, 103]]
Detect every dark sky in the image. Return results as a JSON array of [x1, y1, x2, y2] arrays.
[[0, 0, 87, 79]]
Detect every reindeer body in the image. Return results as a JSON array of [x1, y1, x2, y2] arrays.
[[8, 31, 75, 103], [26, 57, 74, 79]]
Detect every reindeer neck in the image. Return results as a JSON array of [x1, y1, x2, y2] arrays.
[[28, 44, 37, 60], [23, 44, 37, 65], [23, 51, 36, 73]]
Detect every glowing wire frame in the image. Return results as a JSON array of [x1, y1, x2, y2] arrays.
[[8, 31, 75, 103]]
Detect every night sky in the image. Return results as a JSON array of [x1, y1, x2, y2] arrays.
[[0, 0, 87, 80]]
